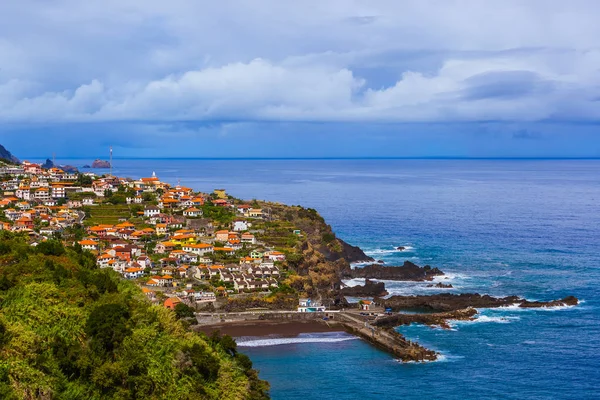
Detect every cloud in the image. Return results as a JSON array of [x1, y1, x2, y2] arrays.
[[1, 1, 600, 124]]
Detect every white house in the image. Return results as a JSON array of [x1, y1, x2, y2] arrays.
[[241, 233, 256, 244], [233, 220, 249, 232], [144, 206, 160, 218], [183, 207, 203, 218]]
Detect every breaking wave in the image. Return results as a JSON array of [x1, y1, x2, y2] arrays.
[[236, 335, 358, 348]]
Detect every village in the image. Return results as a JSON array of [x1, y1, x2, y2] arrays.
[[0, 160, 297, 313]]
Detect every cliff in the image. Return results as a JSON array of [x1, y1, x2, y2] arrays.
[[0, 144, 20, 164], [261, 202, 372, 303]]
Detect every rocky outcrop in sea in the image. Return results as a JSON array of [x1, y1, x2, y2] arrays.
[[91, 159, 111, 168], [381, 293, 579, 312], [348, 261, 444, 281]]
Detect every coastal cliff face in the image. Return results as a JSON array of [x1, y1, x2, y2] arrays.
[[0, 144, 20, 164], [262, 203, 371, 302]]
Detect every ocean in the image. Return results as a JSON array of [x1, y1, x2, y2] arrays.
[[54, 158, 600, 399]]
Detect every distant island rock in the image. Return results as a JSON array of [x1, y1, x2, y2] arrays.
[[61, 165, 79, 173], [82, 164, 91, 168], [0, 144, 20, 164], [91, 159, 111, 168], [42, 158, 54, 169], [41, 158, 79, 173]]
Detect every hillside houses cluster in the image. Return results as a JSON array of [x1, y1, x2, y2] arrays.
[[0, 162, 87, 236], [1, 161, 288, 309]]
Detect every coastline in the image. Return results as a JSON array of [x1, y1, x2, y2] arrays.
[[196, 319, 345, 338]]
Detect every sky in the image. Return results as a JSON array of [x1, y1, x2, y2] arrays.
[[0, 0, 599, 159]]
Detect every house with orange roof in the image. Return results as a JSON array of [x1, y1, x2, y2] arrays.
[[141, 287, 156, 300], [146, 278, 160, 287], [155, 241, 177, 254], [183, 207, 202, 218], [181, 243, 214, 256], [211, 199, 229, 207], [236, 204, 252, 214], [191, 197, 204, 206], [79, 239, 99, 251], [241, 233, 256, 244], [155, 223, 167, 236], [123, 267, 144, 279], [170, 233, 196, 245], [96, 253, 116, 268], [160, 197, 179, 209], [163, 296, 182, 310], [247, 208, 263, 219], [265, 250, 286, 261], [214, 247, 235, 255], [215, 230, 229, 242]]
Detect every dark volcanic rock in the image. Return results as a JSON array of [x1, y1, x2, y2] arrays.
[[82, 164, 91, 168], [0, 144, 20, 164], [397, 246, 406, 251], [519, 296, 578, 308], [91, 159, 111, 168], [60, 165, 79, 173], [427, 282, 453, 288], [42, 158, 54, 169], [374, 308, 478, 330], [349, 261, 444, 281], [382, 293, 579, 312], [337, 239, 374, 263], [340, 279, 388, 297]]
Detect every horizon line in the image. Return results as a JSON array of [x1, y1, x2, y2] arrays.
[[18, 156, 600, 161]]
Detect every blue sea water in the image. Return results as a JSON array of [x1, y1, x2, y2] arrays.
[[56, 158, 600, 399]]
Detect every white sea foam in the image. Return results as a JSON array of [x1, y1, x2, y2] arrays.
[[236, 336, 358, 348], [449, 315, 520, 327], [397, 353, 464, 364], [364, 245, 415, 257], [481, 302, 580, 312], [342, 278, 365, 287]]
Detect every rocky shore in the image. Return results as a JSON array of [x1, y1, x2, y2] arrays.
[[347, 261, 444, 281], [380, 293, 579, 312], [340, 279, 388, 297], [373, 308, 478, 330]]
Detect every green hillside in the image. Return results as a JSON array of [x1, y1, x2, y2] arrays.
[[0, 232, 269, 399]]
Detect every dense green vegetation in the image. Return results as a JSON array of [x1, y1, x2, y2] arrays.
[[0, 233, 269, 399]]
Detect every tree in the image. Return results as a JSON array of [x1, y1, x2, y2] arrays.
[[174, 303, 196, 320], [142, 193, 155, 202], [86, 303, 131, 353], [108, 194, 126, 205], [76, 173, 93, 186], [36, 239, 66, 256]]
